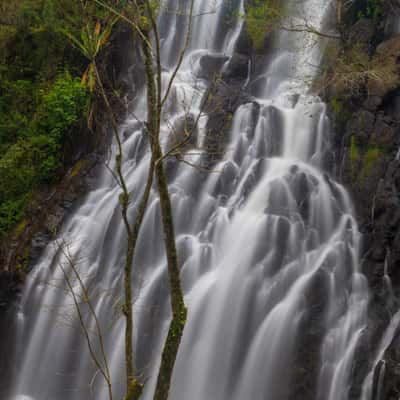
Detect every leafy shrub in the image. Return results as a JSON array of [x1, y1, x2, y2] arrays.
[[36, 75, 88, 143], [245, 0, 283, 49], [0, 75, 87, 237], [0, 0, 97, 239], [356, 0, 384, 22], [321, 43, 399, 98], [0, 197, 31, 238]]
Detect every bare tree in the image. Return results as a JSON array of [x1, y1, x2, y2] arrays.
[[55, 239, 114, 400], [63, 0, 201, 398]]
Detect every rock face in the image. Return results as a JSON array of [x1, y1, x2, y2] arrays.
[[347, 18, 375, 45], [0, 25, 136, 313], [0, 271, 18, 309], [0, 153, 101, 318], [334, 92, 400, 400], [331, 12, 400, 398], [376, 35, 400, 57]]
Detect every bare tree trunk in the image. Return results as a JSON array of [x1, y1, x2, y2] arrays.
[[140, 28, 187, 400], [94, 62, 156, 400]]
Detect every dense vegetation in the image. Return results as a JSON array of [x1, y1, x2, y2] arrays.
[[0, 1, 116, 240], [244, 0, 282, 48]]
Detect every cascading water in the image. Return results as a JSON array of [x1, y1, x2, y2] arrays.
[[360, 310, 400, 400], [6, 0, 373, 399]]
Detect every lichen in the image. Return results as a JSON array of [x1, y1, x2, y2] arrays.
[[123, 378, 143, 400]]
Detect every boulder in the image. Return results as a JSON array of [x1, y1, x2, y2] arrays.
[[223, 53, 250, 82], [198, 54, 229, 80], [376, 35, 400, 57]]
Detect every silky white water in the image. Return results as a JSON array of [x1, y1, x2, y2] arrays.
[[7, 0, 374, 399]]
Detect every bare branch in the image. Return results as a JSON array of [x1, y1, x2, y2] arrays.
[[280, 22, 341, 40], [93, 0, 154, 52], [56, 241, 113, 400]]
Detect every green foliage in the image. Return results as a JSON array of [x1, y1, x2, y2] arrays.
[[357, 0, 383, 22], [0, 75, 88, 238], [323, 43, 399, 98], [0, 196, 31, 238], [244, 0, 282, 49], [36, 75, 88, 142], [0, 80, 38, 147], [367, 0, 383, 20], [0, 1, 96, 239]]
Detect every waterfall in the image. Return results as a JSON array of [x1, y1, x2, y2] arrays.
[[7, 0, 371, 399], [360, 310, 400, 400]]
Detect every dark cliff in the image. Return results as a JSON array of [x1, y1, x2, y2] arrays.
[[329, 2, 400, 398]]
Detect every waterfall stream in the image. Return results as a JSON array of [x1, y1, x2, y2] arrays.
[[6, 0, 376, 399]]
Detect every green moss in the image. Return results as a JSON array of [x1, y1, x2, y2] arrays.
[[70, 159, 88, 178], [245, 0, 282, 49], [330, 97, 343, 114], [123, 378, 143, 400], [14, 218, 29, 237], [350, 136, 359, 165], [363, 147, 381, 175], [350, 135, 360, 179], [15, 246, 30, 273], [154, 305, 187, 400]]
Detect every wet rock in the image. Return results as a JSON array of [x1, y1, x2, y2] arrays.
[[166, 114, 197, 153], [30, 232, 51, 267], [348, 18, 375, 45], [0, 271, 18, 309], [214, 160, 238, 197], [346, 110, 375, 145], [198, 54, 229, 80], [363, 95, 383, 111], [370, 118, 395, 149], [223, 53, 250, 82], [376, 35, 400, 57], [233, 25, 252, 56], [367, 77, 398, 100]]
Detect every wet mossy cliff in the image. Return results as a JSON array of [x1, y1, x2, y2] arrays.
[[329, 1, 400, 398], [0, 14, 137, 390], [0, 7, 137, 309]]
